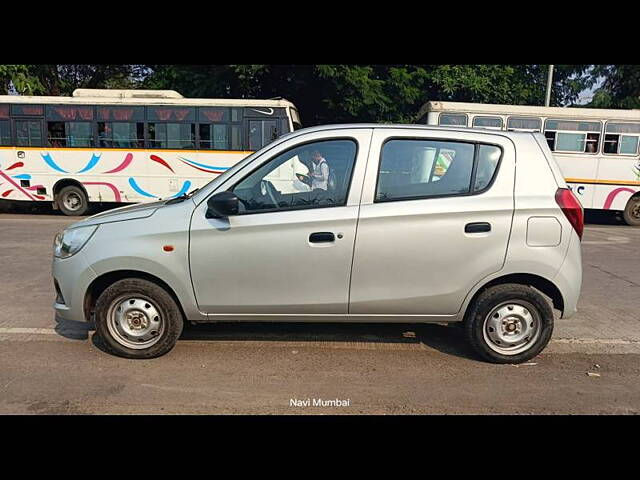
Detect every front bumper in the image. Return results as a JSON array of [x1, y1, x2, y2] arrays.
[[52, 252, 97, 322]]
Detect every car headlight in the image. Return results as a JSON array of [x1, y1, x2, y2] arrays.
[[53, 225, 98, 258]]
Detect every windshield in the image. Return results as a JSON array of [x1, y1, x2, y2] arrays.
[[190, 126, 306, 205]]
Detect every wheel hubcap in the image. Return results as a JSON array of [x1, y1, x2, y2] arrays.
[[63, 192, 82, 211], [482, 301, 541, 355], [631, 201, 640, 220], [107, 296, 164, 349]]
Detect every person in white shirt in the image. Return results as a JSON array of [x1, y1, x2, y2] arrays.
[[309, 150, 330, 190]]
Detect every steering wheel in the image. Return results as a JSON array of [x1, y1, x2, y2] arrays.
[[260, 180, 279, 207]]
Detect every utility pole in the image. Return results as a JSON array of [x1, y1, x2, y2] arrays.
[[545, 65, 554, 107]]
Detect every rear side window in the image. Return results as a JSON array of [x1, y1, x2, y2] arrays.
[[376, 139, 501, 202]]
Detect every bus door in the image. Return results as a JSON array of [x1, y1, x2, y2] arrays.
[[244, 107, 289, 151]]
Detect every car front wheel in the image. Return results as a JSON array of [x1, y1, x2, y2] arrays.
[[94, 278, 184, 359], [464, 283, 554, 364]]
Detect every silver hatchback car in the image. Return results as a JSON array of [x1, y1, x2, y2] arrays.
[[52, 124, 583, 363]]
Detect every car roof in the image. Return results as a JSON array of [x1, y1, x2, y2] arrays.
[[286, 123, 534, 140]]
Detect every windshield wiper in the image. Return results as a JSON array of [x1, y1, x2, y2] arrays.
[[165, 188, 200, 205]]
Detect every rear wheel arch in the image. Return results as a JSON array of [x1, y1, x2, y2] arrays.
[[463, 273, 564, 318]]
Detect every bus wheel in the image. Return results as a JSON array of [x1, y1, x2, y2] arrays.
[[623, 196, 640, 226], [57, 185, 89, 216]]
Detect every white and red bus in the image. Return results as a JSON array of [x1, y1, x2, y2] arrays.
[[419, 101, 640, 225], [0, 89, 301, 215]]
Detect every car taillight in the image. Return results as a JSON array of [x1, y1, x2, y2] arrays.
[[555, 188, 584, 240]]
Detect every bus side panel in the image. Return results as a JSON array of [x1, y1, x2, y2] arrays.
[[553, 153, 598, 208], [593, 184, 638, 211], [425, 112, 439, 126]]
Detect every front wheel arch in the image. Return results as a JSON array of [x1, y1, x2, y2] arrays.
[[84, 270, 187, 326]]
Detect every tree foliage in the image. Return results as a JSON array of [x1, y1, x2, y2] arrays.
[[143, 64, 592, 125], [1, 65, 146, 96], [0, 64, 616, 126], [588, 65, 640, 109]]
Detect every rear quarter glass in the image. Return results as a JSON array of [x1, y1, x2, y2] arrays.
[[532, 133, 567, 188]]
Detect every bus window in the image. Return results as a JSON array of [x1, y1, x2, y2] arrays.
[[148, 123, 195, 149], [48, 121, 93, 148], [544, 119, 601, 154], [98, 122, 144, 149], [231, 125, 242, 150], [439, 113, 468, 126], [507, 116, 541, 132], [199, 124, 229, 150], [15, 120, 43, 147], [0, 120, 10, 146], [603, 122, 640, 155], [472, 116, 503, 129]]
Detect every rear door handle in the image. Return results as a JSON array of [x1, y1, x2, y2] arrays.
[[465, 222, 491, 233], [309, 232, 335, 243]]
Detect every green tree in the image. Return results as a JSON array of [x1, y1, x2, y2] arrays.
[[24, 65, 146, 96], [588, 65, 640, 109], [143, 64, 592, 126], [0, 65, 44, 95]]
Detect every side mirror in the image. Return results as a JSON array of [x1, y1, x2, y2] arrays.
[[206, 191, 240, 218]]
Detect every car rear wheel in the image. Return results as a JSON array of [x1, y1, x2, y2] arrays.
[[464, 283, 554, 364], [94, 278, 184, 359]]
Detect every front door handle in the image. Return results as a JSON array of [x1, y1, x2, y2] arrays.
[[465, 222, 491, 233], [309, 232, 335, 243]]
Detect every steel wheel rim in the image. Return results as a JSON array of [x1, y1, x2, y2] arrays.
[[63, 192, 82, 211], [631, 200, 640, 220], [482, 300, 541, 356], [106, 295, 165, 349]]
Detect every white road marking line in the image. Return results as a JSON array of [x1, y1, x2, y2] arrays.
[[1, 327, 639, 348], [0, 327, 60, 335], [553, 338, 640, 345]]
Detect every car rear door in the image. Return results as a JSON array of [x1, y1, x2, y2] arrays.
[[349, 128, 516, 317]]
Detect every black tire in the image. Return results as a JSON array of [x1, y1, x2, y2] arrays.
[[57, 185, 89, 216], [94, 278, 184, 359], [623, 196, 640, 226], [464, 283, 554, 364]]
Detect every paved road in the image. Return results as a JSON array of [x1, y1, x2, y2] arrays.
[[0, 208, 639, 414]]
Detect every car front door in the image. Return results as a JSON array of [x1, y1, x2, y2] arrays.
[[349, 128, 515, 317], [189, 129, 372, 318]]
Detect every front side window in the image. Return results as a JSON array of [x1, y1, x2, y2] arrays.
[[376, 139, 501, 202], [231, 139, 357, 214], [98, 122, 144, 148], [0, 120, 10, 146], [438, 113, 468, 126], [148, 123, 195, 149], [15, 120, 43, 147]]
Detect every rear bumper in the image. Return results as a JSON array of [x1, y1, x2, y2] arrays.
[[52, 252, 97, 322], [553, 231, 582, 319]]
